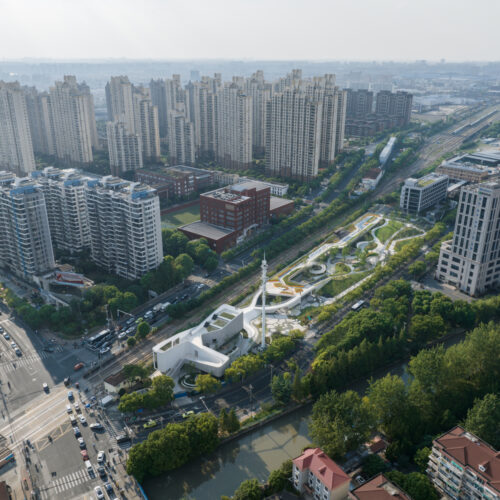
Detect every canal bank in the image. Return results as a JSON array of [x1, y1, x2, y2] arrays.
[[143, 330, 467, 500]]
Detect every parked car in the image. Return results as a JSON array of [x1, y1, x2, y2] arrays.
[[69, 415, 77, 425], [14, 348, 21, 356], [97, 451, 105, 463], [2, 332, 9, 340], [74, 402, 80, 412], [94, 486, 104, 499], [90, 423, 104, 431], [80, 450, 89, 461], [115, 434, 130, 444], [99, 347, 110, 355], [63, 377, 70, 386], [68, 391, 74, 400], [73, 426, 81, 437], [143, 419, 157, 429], [73, 362, 84, 371], [78, 437, 86, 449], [97, 466, 106, 479], [42, 383, 49, 393], [104, 483, 113, 495], [117, 331, 127, 340], [78, 415, 87, 425], [66, 405, 72, 414]]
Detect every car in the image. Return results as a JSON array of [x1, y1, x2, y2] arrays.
[[66, 404, 72, 413], [182, 410, 195, 419], [63, 377, 70, 386], [97, 466, 106, 479], [94, 486, 104, 499], [14, 348, 21, 356], [143, 419, 157, 429], [78, 415, 87, 425], [0, 326, 3, 332], [97, 451, 105, 463], [117, 331, 127, 340], [69, 415, 77, 425], [68, 391, 74, 400], [73, 362, 84, 371], [78, 437, 86, 449], [80, 450, 89, 461], [115, 434, 131, 444], [355, 475, 366, 485], [90, 423, 104, 431], [74, 402, 80, 411], [104, 483, 113, 494], [2, 332, 9, 340], [99, 347, 110, 355], [126, 327, 135, 335], [10, 342, 16, 348], [43, 345, 54, 352], [42, 383, 49, 393], [125, 318, 135, 326], [73, 426, 81, 437]]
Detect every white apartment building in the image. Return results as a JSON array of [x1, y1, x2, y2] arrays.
[[85, 176, 163, 280], [292, 448, 351, 500], [49, 76, 95, 165], [400, 173, 449, 213], [34, 167, 91, 253], [105, 76, 136, 134], [245, 72, 272, 153], [132, 87, 161, 162], [216, 84, 252, 170], [106, 121, 143, 176], [0, 81, 36, 175], [265, 88, 323, 180], [437, 180, 500, 296], [167, 110, 195, 166], [0, 175, 55, 279], [23, 87, 56, 156]]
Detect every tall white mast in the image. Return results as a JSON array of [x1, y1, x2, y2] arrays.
[[261, 253, 268, 349]]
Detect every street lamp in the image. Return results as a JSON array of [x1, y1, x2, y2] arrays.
[[199, 396, 212, 414]]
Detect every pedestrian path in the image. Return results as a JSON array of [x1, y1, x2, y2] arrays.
[[0, 350, 60, 372], [39, 468, 92, 498]]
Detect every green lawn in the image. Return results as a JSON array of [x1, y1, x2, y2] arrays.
[[162, 203, 200, 229], [375, 220, 404, 243], [320, 271, 371, 298], [333, 262, 350, 275]]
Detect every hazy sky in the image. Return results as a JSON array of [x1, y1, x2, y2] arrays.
[[1, 0, 499, 61]]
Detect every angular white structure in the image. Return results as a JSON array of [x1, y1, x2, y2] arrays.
[[153, 305, 243, 377]]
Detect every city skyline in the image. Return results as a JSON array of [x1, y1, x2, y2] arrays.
[[1, 0, 500, 62]]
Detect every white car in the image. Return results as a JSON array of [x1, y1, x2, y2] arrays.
[[97, 451, 105, 463], [94, 486, 104, 499], [78, 414, 87, 425], [42, 383, 49, 392], [99, 346, 110, 355], [78, 437, 85, 448], [2, 332, 9, 340], [66, 404, 72, 414], [74, 402, 80, 412], [117, 331, 127, 340], [10, 342, 16, 348]]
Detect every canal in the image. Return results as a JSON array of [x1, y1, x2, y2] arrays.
[[143, 333, 464, 500]]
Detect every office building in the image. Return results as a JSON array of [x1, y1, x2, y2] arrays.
[[167, 110, 195, 165], [49, 76, 96, 165], [436, 154, 496, 183], [265, 88, 322, 180], [85, 177, 162, 280], [106, 121, 143, 176], [34, 167, 91, 253], [292, 448, 350, 500], [436, 180, 500, 296], [400, 173, 449, 213], [0, 81, 36, 175], [216, 84, 252, 170], [427, 426, 500, 500], [0, 175, 55, 279], [349, 473, 412, 500]]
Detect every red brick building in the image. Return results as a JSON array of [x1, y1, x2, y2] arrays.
[[200, 181, 270, 236], [136, 166, 214, 201]]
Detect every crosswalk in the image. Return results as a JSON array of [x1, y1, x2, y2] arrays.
[[0, 349, 61, 372], [39, 468, 93, 498]]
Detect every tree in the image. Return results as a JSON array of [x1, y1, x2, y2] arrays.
[[195, 374, 222, 394], [148, 375, 175, 407], [386, 471, 439, 500], [227, 408, 240, 433], [464, 393, 500, 448], [362, 454, 388, 478], [127, 336, 136, 347], [162, 229, 188, 257], [266, 460, 293, 495], [174, 253, 194, 279], [409, 261, 426, 279], [409, 314, 446, 343], [219, 408, 230, 433], [136, 321, 151, 339], [233, 479, 263, 500], [310, 390, 374, 459], [203, 255, 218, 272], [271, 372, 292, 406], [414, 447, 431, 474], [367, 374, 411, 441], [292, 366, 304, 401], [122, 363, 148, 383]]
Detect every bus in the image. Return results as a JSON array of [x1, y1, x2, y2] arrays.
[[87, 329, 113, 350], [351, 300, 366, 312]]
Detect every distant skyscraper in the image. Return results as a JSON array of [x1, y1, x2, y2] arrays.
[[167, 110, 195, 166], [0, 81, 36, 175], [265, 88, 322, 180], [106, 121, 143, 176], [246, 71, 271, 154], [0, 174, 55, 278], [190, 70, 200, 82], [105, 76, 135, 133], [149, 79, 168, 138], [49, 76, 95, 165], [132, 86, 161, 162], [23, 87, 56, 156], [216, 84, 252, 170]]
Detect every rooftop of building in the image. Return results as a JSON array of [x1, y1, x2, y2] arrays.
[[439, 160, 488, 174], [363, 168, 382, 180], [293, 447, 350, 491], [349, 473, 413, 500], [434, 426, 500, 491], [270, 196, 294, 210], [202, 187, 250, 203], [230, 180, 270, 193], [180, 221, 236, 240], [104, 371, 128, 387], [405, 173, 448, 188]]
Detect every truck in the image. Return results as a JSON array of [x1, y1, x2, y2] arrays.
[[153, 303, 163, 315], [160, 302, 171, 312]]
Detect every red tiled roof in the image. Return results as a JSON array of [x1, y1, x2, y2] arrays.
[[349, 474, 412, 500], [369, 437, 388, 454], [293, 448, 350, 491], [435, 426, 500, 493]]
